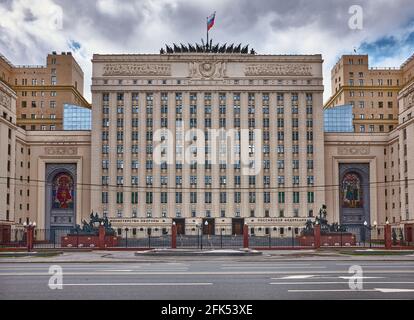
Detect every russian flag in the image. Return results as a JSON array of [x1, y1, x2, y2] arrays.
[[207, 12, 216, 31]]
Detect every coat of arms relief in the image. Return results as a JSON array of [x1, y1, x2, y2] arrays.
[[188, 61, 227, 78]]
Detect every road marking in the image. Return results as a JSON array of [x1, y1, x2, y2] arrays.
[[62, 282, 213, 287], [374, 288, 414, 293], [272, 276, 385, 280], [221, 266, 326, 269], [221, 264, 311, 267], [288, 288, 414, 293], [279, 275, 315, 279], [338, 276, 384, 280], [336, 263, 414, 267], [1, 270, 414, 276], [288, 289, 376, 292], [270, 282, 414, 285], [99, 270, 133, 272]]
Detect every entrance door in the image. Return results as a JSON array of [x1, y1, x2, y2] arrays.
[[173, 218, 185, 235], [202, 218, 215, 235], [232, 218, 244, 235]]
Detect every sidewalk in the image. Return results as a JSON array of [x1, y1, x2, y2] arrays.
[[0, 248, 413, 263]]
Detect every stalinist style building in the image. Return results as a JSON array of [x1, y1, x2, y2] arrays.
[[90, 45, 325, 236], [1, 44, 413, 243]]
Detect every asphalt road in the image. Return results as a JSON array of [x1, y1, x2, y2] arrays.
[[1, 260, 414, 300]]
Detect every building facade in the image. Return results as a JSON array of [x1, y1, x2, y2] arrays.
[[90, 51, 325, 236], [0, 48, 413, 242], [0, 52, 90, 131], [325, 54, 414, 133]]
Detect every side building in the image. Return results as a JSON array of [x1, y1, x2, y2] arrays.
[[0, 52, 91, 241], [324, 53, 414, 242], [325, 54, 404, 133], [0, 52, 90, 131]]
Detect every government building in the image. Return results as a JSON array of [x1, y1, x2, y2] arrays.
[[0, 44, 413, 242]]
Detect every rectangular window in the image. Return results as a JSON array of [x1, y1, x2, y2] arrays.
[[175, 192, 182, 204], [307, 192, 314, 203], [293, 192, 300, 203], [116, 192, 123, 204]]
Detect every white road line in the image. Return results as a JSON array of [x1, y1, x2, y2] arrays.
[[221, 264, 311, 267], [288, 289, 376, 292], [335, 263, 414, 267], [270, 282, 414, 285], [62, 282, 213, 286], [98, 270, 134, 272], [221, 266, 326, 269], [279, 275, 316, 279], [289, 288, 414, 293], [1, 270, 414, 276], [375, 288, 414, 293], [271, 276, 385, 280]]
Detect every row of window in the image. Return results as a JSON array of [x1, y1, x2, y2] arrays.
[[108, 208, 314, 219], [21, 100, 56, 108], [103, 191, 315, 204], [21, 91, 57, 98], [103, 92, 314, 102], [103, 159, 315, 170], [103, 175, 316, 186], [101, 144, 315, 154]]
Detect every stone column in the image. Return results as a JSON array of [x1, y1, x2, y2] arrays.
[[243, 223, 249, 249], [384, 223, 392, 249], [314, 224, 321, 249], [98, 224, 106, 249]]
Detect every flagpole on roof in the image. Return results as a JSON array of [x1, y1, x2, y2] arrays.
[[206, 15, 209, 51]]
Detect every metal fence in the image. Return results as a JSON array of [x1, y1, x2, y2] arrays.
[[249, 235, 303, 248], [0, 228, 26, 248], [345, 226, 384, 248], [2, 226, 413, 250], [117, 235, 171, 249], [33, 228, 75, 249]]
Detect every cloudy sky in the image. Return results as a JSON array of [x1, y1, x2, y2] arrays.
[[1, 0, 414, 102]]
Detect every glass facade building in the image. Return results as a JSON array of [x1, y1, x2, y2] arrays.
[[324, 104, 353, 132], [63, 104, 91, 130]]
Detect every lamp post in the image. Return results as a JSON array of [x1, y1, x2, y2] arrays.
[[125, 228, 129, 248], [363, 220, 377, 248], [202, 220, 208, 250], [23, 221, 36, 252]]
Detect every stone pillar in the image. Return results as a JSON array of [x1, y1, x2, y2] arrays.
[[171, 223, 177, 249], [98, 224, 106, 249], [314, 224, 321, 249], [26, 226, 35, 252], [384, 224, 392, 249], [243, 224, 249, 249]]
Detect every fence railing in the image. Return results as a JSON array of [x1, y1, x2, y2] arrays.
[[33, 228, 75, 249], [2, 226, 413, 250], [0, 228, 26, 248]]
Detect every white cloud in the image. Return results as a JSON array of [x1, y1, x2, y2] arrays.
[[0, 0, 413, 103]]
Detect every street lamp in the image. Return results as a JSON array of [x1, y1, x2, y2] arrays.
[[202, 220, 209, 250], [125, 228, 129, 248], [23, 221, 36, 252], [363, 220, 377, 248]]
